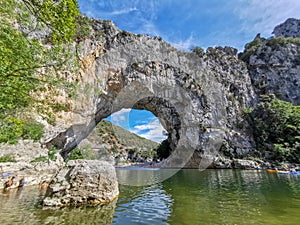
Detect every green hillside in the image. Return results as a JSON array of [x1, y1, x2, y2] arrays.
[[69, 120, 160, 164]]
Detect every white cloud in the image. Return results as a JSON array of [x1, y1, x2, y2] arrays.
[[131, 118, 167, 143], [139, 21, 161, 36], [171, 34, 196, 50], [232, 0, 300, 37], [110, 108, 131, 123], [102, 7, 138, 16]]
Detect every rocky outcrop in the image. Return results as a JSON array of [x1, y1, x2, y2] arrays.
[[0, 140, 64, 189], [241, 25, 300, 105], [232, 159, 258, 169], [43, 160, 119, 207], [273, 18, 300, 38]]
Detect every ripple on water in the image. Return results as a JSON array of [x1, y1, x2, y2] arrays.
[[112, 184, 173, 225], [1, 170, 300, 225]]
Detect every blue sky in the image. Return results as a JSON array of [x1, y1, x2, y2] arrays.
[[78, 0, 300, 50], [106, 109, 168, 143], [77, 0, 300, 142]]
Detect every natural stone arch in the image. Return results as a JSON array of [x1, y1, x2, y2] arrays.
[[50, 62, 204, 160], [46, 20, 256, 166]]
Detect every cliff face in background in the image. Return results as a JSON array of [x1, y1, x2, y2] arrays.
[[240, 18, 300, 105], [273, 18, 300, 38]]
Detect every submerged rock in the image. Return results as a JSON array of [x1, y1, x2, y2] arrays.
[[43, 160, 119, 207]]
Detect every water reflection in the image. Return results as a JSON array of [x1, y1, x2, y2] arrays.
[[0, 186, 116, 225], [1, 170, 300, 225], [162, 169, 300, 225], [116, 168, 180, 186], [113, 183, 173, 225], [36, 203, 116, 225]]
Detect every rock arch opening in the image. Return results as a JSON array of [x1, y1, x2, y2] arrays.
[[48, 91, 183, 163], [107, 108, 168, 143]]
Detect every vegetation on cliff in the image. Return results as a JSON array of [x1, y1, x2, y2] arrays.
[[68, 120, 159, 163], [0, 0, 90, 144], [246, 95, 300, 163], [0, 1, 299, 165], [239, 34, 300, 63]]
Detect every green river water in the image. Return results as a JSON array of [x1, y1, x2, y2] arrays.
[[1, 169, 300, 225]]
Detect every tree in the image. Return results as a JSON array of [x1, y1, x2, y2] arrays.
[[0, 0, 80, 113], [250, 95, 300, 162], [0, 0, 81, 143]]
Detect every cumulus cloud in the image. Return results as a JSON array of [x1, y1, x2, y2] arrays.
[[171, 34, 196, 50], [232, 0, 300, 37], [131, 118, 168, 143], [110, 108, 131, 124]]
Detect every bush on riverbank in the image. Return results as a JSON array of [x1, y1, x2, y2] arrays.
[[248, 95, 300, 163], [0, 116, 44, 144]]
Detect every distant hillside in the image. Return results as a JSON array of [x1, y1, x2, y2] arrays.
[[71, 120, 160, 164]]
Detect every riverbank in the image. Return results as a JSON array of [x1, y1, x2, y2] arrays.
[[0, 140, 64, 190], [1, 140, 300, 191]]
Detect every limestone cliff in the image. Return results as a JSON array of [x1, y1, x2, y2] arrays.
[[43, 19, 256, 168], [273, 18, 300, 38], [21, 18, 300, 168], [240, 19, 300, 105]]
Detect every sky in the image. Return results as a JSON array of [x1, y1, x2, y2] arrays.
[[77, 0, 300, 142], [78, 0, 300, 50], [106, 109, 168, 143]]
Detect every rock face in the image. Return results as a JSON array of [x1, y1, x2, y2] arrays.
[[232, 159, 258, 169], [0, 140, 64, 189], [246, 40, 300, 105], [43, 160, 119, 206], [273, 18, 300, 38], [242, 22, 300, 105], [46, 19, 256, 168], [43, 18, 299, 168]]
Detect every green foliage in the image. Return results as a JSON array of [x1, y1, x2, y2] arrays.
[[251, 95, 300, 163], [0, 0, 81, 116], [191, 47, 205, 57], [0, 115, 44, 144], [242, 107, 254, 115], [239, 35, 265, 62], [75, 14, 92, 42], [30, 155, 48, 163], [51, 103, 70, 112], [66, 147, 84, 161], [0, 4, 40, 112], [0, 154, 16, 163], [0, 116, 24, 144], [266, 37, 300, 49], [48, 146, 58, 161], [22, 120, 44, 141], [76, 144, 97, 160], [21, 0, 80, 44], [95, 120, 159, 151]]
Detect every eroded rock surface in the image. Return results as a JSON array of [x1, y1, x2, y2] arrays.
[[0, 140, 64, 189], [43, 160, 119, 207], [273, 18, 300, 38], [43, 18, 299, 168], [47, 19, 257, 167]]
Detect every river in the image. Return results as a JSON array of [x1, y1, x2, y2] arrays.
[[1, 169, 300, 225]]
